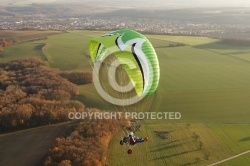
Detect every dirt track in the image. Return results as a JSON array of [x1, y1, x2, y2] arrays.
[[208, 150, 250, 166]]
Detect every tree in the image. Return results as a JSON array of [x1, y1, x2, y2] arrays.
[[193, 132, 199, 140], [195, 157, 201, 163], [58, 160, 72, 166], [0, 58, 85, 131], [199, 141, 203, 150], [204, 152, 210, 160], [44, 114, 129, 166], [0, 45, 3, 52], [0, 38, 11, 47]]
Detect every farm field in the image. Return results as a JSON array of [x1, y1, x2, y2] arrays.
[[107, 124, 250, 166], [0, 122, 73, 166], [36, 31, 94, 71], [21, 30, 250, 123], [0, 30, 250, 165], [218, 153, 250, 166], [194, 41, 250, 62], [0, 30, 63, 41], [0, 42, 46, 62], [147, 35, 218, 46], [209, 124, 250, 154]]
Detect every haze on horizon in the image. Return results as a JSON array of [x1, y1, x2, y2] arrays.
[[90, 0, 250, 8], [2, 0, 250, 8]]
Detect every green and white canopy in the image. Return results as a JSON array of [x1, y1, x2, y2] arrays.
[[89, 29, 160, 96]]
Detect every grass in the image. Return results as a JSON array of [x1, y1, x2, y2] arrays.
[[0, 30, 63, 41], [38, 31, 93, 71], [209, 124, 250, 154], [107, 123, 250, 166], [147, 35, 218, 46], [152, 44, 250, 123], [76, 84, 113, 110], [194, 41, 250, 62], [107, 124, 250, 166], [218, 153, 250, 166], [0, 42, 46, 61], [0, 30, 64, 62]]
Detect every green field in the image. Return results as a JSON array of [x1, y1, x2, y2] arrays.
[[194, 41, 250, 62], [0, 30, 63, 41], [218, 153, 250, 166], [107, 124, 250, 166], [209, 125, 250, 154], [147, 35, 218, 46], [0, 30, 64, 62], [1, 30, 250, 165], [21, 30, 250, 123], [0, 43, 46, 61], [37, 31, 94, 71]]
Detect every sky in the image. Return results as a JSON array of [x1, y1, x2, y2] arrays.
[[71, 0, 250, 8], [117, 0, 250, 7]]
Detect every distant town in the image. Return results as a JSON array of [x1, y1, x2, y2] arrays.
[[1, 16, 249, 37], [1, 3, 250, 39]]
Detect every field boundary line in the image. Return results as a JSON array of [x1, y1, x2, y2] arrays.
[[0, 121, 73, 137], [207, 150, 250, 166], [42, 43, 53, 62], [151, 36, 250, 64], [204, 48, 250, 64]]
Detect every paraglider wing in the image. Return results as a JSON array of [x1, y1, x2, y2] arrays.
[[89, 29, 160, 96]]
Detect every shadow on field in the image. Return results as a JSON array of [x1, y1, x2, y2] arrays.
[[193, 41, 250, 51], [155, 45, 186, 49], [151, 139, 196, 153], [239, 136, 250, 142], [220, 51, 248, 55], [155, 46, 169, 48], [33, 43, 45, 51], [152, 149, 199, 160], [164, 140, 179, 145], [151, 143, 181, 152]]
